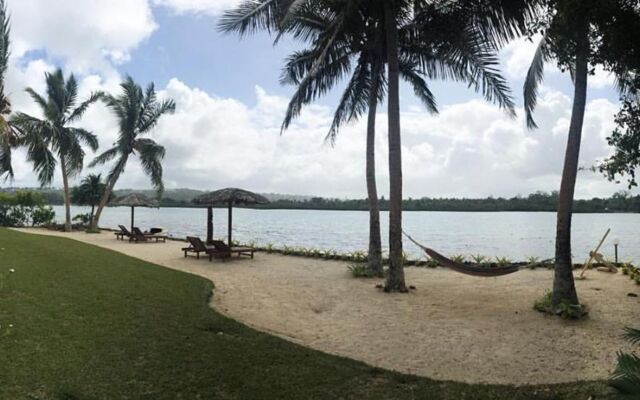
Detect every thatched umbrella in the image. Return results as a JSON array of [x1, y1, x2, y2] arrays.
[[192, 188, 269, 245], [110, 193, 159, 233]]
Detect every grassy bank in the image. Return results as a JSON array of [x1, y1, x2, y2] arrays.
[[0, 228, 611, 399]]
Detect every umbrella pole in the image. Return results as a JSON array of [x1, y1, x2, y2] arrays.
[[207, 206, 213, 244], [228, 203, 232, 246], [131, 206, 135, 234]]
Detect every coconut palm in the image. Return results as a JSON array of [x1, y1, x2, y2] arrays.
[[220, 0, 535, 290], [89, 77, 175, 231], [0, 0, 16, 180], [10, 69, 100, 232], [524, 0, 640, 309], [71, 173, 108, 226]]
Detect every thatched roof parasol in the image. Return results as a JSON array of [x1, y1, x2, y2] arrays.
[[110, 193, 159, 232], [192, 188, 269, 206], [192, 188, 269, 244]]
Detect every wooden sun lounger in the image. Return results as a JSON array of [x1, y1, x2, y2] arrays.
[[183, 236, 223, 261], [210, 240, 255, 259], [115, 225, 132, 241], [132, 227, 167, 243]]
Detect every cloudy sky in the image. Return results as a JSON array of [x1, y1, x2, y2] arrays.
[[3, 0, 633, 199]]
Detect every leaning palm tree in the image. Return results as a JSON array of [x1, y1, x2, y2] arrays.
[[0, 0, 16, 180], [11, 69, 101, 232], [524, 0, 640, 310], [220, 0, 536, 290], [89, 77, 175, 231]]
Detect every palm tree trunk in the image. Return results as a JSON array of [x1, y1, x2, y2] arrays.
[[552, 30, 589, 307], [60, 157, 72, 232], [383, 1, 407, 293], [366, 60, 383, 278], [91, 156, 128, 231]]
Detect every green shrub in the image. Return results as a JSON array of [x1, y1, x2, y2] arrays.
[[495, 256, 512, 267], [0, 191, 55, 227], [424, 258, 439, 268], [609, 327, 640, 397], [534, 291, 588, 319], [347, 263, 372, 278], [470, 254, 488, 264], [450, 254, 465, 263]]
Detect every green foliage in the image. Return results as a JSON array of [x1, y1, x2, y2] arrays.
[[470, 254, 489, 265], [495, 257, 512, 267], [71, 174, 108, 208], [0, 191, 55, 227], [347, 263, 372, 278], [534, 291, 588, 319], [450, 254, 466, 263], [72, 213, 92, 225], [265, 243, 275, 254], [424, 258, 439, 268], [609, 327, 640, 397]]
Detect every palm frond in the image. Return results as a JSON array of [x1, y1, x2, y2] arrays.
[[624, 327, 640, 346], [134, 138, 165, 196], [218, 0, 285, 36], [89, 146, 120, 168], [66, 91, 103, 124], [524, 35, 549, 129]]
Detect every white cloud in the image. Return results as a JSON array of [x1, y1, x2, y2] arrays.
[[8, 0, 157, 74], [6, 76, 624, 199], [153, 0, 241, 16]]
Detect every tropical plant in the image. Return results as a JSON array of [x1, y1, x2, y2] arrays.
[[450, 254, 466, 264], [0, 0, 14, 181], [71, 173, 108, 229], [89, 77, 175, 231], [347, 262, 372, 278], [524, 0, 640, 311], [495, 256, 512, 267], [599, 75, 640, 189], [610, 327, 640, 398], [0, 190, 55, 227], [220, 0, 535, 292], [10, 69, 101, 231]]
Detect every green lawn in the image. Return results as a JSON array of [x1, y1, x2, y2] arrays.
[[0, 228, 612, 399]]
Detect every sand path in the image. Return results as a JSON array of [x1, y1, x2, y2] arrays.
[[16, 228, 639, 385]]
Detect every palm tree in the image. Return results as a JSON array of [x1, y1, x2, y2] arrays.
[[0, 0, 16, 180], [524, 0, 640, 309], [220, 0, 533, 290], [71, 173, 108, 226], [89, 77, 175, 231], [11, 69, 101, 232]]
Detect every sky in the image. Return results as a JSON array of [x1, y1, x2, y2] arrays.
[[2, 0, 634, 199]]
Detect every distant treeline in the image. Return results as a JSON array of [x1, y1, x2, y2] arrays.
[[9, 188, 640, 213]]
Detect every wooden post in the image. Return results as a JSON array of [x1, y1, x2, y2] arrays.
[[130, 206, 135, 234], [579, 228, 610, 278], [207, 206, 213, 244], [227, 202, 233, 246]]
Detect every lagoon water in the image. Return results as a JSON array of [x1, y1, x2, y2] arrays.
[[52, 206, 639, 262]]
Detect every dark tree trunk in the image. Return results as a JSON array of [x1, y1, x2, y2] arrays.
[[552, 30, 589, 307], [383, 1, 407, 293], [130, 206, 135, 234], [60, 157, 72, 232], [91, 155, 128, 231], [90, 205, 95, 224], [366, 60, 383, 278], [227, 202, 233, 246]]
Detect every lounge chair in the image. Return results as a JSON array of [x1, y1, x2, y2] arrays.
[[210, 240, 255, 259], [115, 225, 132, 241], [182, 236, 221, 261], [132, 227, 167, 243]]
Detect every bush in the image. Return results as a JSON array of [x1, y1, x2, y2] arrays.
[[534, 291, 588, 319], [348, 263, 373, 278], [0, 191, 55, 227], [609, 327, 640, 397]]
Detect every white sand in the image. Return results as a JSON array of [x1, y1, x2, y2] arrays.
[[17, 228, 639, 385]]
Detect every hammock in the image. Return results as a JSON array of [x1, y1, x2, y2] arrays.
[[403, 231, 521, 278]]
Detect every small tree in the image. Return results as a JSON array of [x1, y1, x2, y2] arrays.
[[71, 173, 108, 228]]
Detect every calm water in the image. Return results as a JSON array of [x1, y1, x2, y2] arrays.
[[52, 206, 639, 262]]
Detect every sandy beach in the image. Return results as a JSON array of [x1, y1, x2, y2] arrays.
[[16, 228, 639, 386]]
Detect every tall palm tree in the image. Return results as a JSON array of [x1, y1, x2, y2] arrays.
[[220, 0, 534, 290], [524, 0, 640, 309], [0, 0, 16, 180], [89, 77, 175, 231], [71, 173, 108, 225], [11, 69, 101, 232]]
